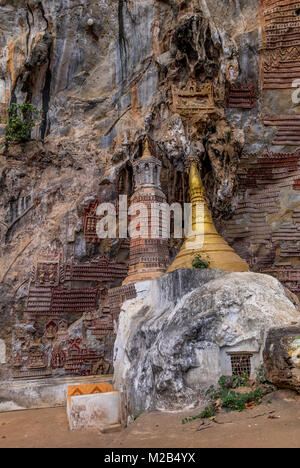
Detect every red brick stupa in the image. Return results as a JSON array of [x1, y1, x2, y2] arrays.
[[123, 138, 170, 285]]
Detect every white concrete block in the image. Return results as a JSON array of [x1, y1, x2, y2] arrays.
[[68, 391, 120, 431]]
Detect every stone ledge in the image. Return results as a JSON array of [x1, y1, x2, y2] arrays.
[[0, 374, 113, 413]]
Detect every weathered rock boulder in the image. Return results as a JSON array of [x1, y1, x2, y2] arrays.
[[114, 269, 300, 415], [264, 327, 300, 394]]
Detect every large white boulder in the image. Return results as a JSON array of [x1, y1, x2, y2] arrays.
[[113, 269, 300, 414]]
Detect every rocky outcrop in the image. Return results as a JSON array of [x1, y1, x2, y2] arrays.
[[264, 327, 300, 394], [114, 269, 300, 414]]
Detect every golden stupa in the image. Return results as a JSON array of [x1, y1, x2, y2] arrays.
[[167, 161, 249, 273]]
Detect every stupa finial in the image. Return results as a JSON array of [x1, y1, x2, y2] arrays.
[[142, 136, 152, 159], [189, 161, 205, 203]]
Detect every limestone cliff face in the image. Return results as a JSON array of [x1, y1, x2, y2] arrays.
[[0, 0, 299, 382], [0, 0, 259, 275]]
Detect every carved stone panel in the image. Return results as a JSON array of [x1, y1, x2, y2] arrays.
[[50, 287, 99, 316], [263, 1, 300, 50], [264, 115, 300, 146], [66, 256, 128, 283], [172, 80, 215, 117], [83, 201, 100, 243], [263, 47, 300, 89], [226, 84, 257, 109]]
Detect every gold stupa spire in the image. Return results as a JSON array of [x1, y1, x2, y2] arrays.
[[167, 161, 249, 273], [142, 136, 152, 159]]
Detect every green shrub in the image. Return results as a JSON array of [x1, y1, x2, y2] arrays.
[[256, 365, 266, 385], [134, 410, 143, 421], [182, 405, 216, 424], [220, 388, 264, 412], [182, 372, 274, 424], [2, 102, 42, 147], [192, 253, 210, 269], [232, 373, 250, 389]]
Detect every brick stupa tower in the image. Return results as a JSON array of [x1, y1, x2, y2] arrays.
[[123, 138, 170, 285]]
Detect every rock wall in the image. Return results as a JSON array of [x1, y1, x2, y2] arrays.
[[1, 0, 300, 382], [264, 327, 300, 393], [224, 0, 300, 294]]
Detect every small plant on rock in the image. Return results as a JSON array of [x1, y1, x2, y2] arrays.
[[182, 372, 275, 425], [2, 102, 42, 147], [134, 410, 143, 421], [182, 405, 216, 424], [256, 364, 267, 385], [232, 373, 250, 389], [192, 253, 210, 269]]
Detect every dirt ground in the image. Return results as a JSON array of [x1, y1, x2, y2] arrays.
[[0, 390, 299, 448]]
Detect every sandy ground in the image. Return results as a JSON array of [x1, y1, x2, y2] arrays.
[[0, 390, 299, 448]]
